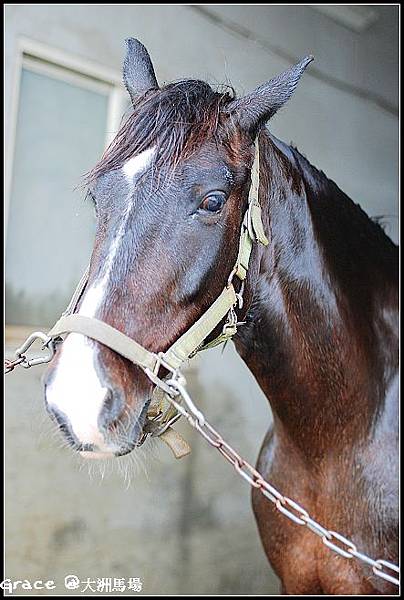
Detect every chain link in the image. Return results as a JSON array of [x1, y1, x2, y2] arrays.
[[4, 356, 26, 374], [164, 380, 400, 588]]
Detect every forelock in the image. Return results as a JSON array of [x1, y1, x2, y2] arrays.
[[84, 80, 236, 185]]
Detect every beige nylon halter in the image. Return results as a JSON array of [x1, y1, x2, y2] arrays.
[[47, 139, 268, 456]]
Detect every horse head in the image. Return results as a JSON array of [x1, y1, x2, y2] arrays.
[[43, 39, 311, 458]]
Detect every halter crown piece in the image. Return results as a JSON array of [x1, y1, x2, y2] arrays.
[[46, 139, 269, 457]]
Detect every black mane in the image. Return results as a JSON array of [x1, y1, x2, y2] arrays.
[[287, 142, 398, 291]]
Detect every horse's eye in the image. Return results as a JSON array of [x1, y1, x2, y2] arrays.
[[199, 192, 226, 213]]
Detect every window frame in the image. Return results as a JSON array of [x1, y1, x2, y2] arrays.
[[5, 36, 128, 243]]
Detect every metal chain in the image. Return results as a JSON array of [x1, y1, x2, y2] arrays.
[[4, 336, 399, 587], [4, 356, 26, 374], [164, 378, 400, 588]]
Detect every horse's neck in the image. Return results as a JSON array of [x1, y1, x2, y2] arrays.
[[236, 132, 398, 453]]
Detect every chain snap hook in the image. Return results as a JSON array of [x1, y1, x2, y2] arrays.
[[14, 332, 56, 369]]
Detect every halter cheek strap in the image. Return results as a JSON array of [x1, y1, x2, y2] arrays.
[[48, 139, 268, 366], [46, 139, 269, 456]]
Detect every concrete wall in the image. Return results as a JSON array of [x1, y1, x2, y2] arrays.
[[4, 5, 399, 596]]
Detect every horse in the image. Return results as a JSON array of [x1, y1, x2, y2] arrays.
[[43, 39, 398, 594]]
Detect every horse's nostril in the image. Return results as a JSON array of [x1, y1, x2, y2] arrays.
[[103, 390, 114, 413], [98, 388, 124, 430]]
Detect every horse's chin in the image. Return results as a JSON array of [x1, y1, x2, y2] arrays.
[[78, 431, 146, 460], [79, 446, 136, 459], [79, 450, 116, 460]]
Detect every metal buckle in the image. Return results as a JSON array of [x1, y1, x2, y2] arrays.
[[222, 307, 238, 336], [140, 353, 189, 443], [235, 280, 245, 309], [144, 411, 182, 438]]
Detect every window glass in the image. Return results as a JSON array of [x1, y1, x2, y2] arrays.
[[6, 66, 109, 326]]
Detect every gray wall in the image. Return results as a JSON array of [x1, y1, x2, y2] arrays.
[[5, 350, 275, 595], [4, 4, 399, 596]]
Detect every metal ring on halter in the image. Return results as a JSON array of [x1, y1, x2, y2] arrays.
[[235, 280, 245, 309], [143, 367, 177, 397], [227, 266, 238, 288], [166, 379, 205, 426], [154, 352, 187, 385]]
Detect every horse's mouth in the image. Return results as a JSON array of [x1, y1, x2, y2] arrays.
[[78, 435, 144, 459], [49, 394, 173, 460], [75, 398, 153, 459]]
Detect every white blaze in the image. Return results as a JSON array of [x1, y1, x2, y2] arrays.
[[122, 147, 155, 180], [46, 147, 156, 452]]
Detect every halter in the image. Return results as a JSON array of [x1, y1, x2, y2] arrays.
[[45, 139, 269, 454]]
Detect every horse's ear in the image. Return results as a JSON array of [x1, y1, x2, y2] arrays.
[[225, 55, 314, 130], [123, 38, 159, 105]]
